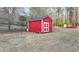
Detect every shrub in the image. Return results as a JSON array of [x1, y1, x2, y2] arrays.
[[64, 20, 70, 26], [19, 16, 27, 26], [53, 19, 63, 27]]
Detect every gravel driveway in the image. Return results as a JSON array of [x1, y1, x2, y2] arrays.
[[0, 28, 79, 52]]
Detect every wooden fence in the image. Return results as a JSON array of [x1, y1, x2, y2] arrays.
[[0, 18, 26, 32]]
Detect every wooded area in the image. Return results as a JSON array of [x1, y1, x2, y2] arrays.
[[29, 7, 79, 27], [0, 7, 79, 31]]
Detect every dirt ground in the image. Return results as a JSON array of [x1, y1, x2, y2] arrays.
[[0, 28, 79, 52]]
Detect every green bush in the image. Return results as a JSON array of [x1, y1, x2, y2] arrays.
[[19, 16, 27, 26], [64, 20, 70, 26], [76, 23, 79, 25], [53, 19, 63, 27]]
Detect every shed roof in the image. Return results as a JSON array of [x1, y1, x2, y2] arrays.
[[30, 16, 44, 20], [29, 16, 51, 20]]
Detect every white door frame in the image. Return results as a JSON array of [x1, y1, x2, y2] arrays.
[[41, 20, 49, 32], [43, 22, 49, 32]]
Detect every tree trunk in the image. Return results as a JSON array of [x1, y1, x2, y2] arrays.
[[8, 15, 11, 31], [75, 8, 78, 26]]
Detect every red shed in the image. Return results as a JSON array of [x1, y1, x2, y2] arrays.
[[28, 16, 52, 33]]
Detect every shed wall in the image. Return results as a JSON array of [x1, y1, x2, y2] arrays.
[[28, 20, 41, 32]]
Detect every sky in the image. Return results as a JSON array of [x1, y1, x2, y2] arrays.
[[18, 7, 30, 16], [18, 7, 67, 19]]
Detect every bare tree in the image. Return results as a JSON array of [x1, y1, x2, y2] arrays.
[[74, 7, 78, 26], [29, 7, 49, 18], [2, 7, 18, 30], [66, 7, 74, 25]]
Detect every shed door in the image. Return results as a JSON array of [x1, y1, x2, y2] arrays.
[[43, 22, 49, 32]]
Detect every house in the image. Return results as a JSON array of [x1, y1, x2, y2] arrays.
[[28, 16, 52, 33]]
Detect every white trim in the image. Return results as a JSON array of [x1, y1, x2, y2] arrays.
[[41, 20, 43, 32], [28, 21, 29, 32], [43, 22, 49, 32], [41, 20, 49, 32]]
